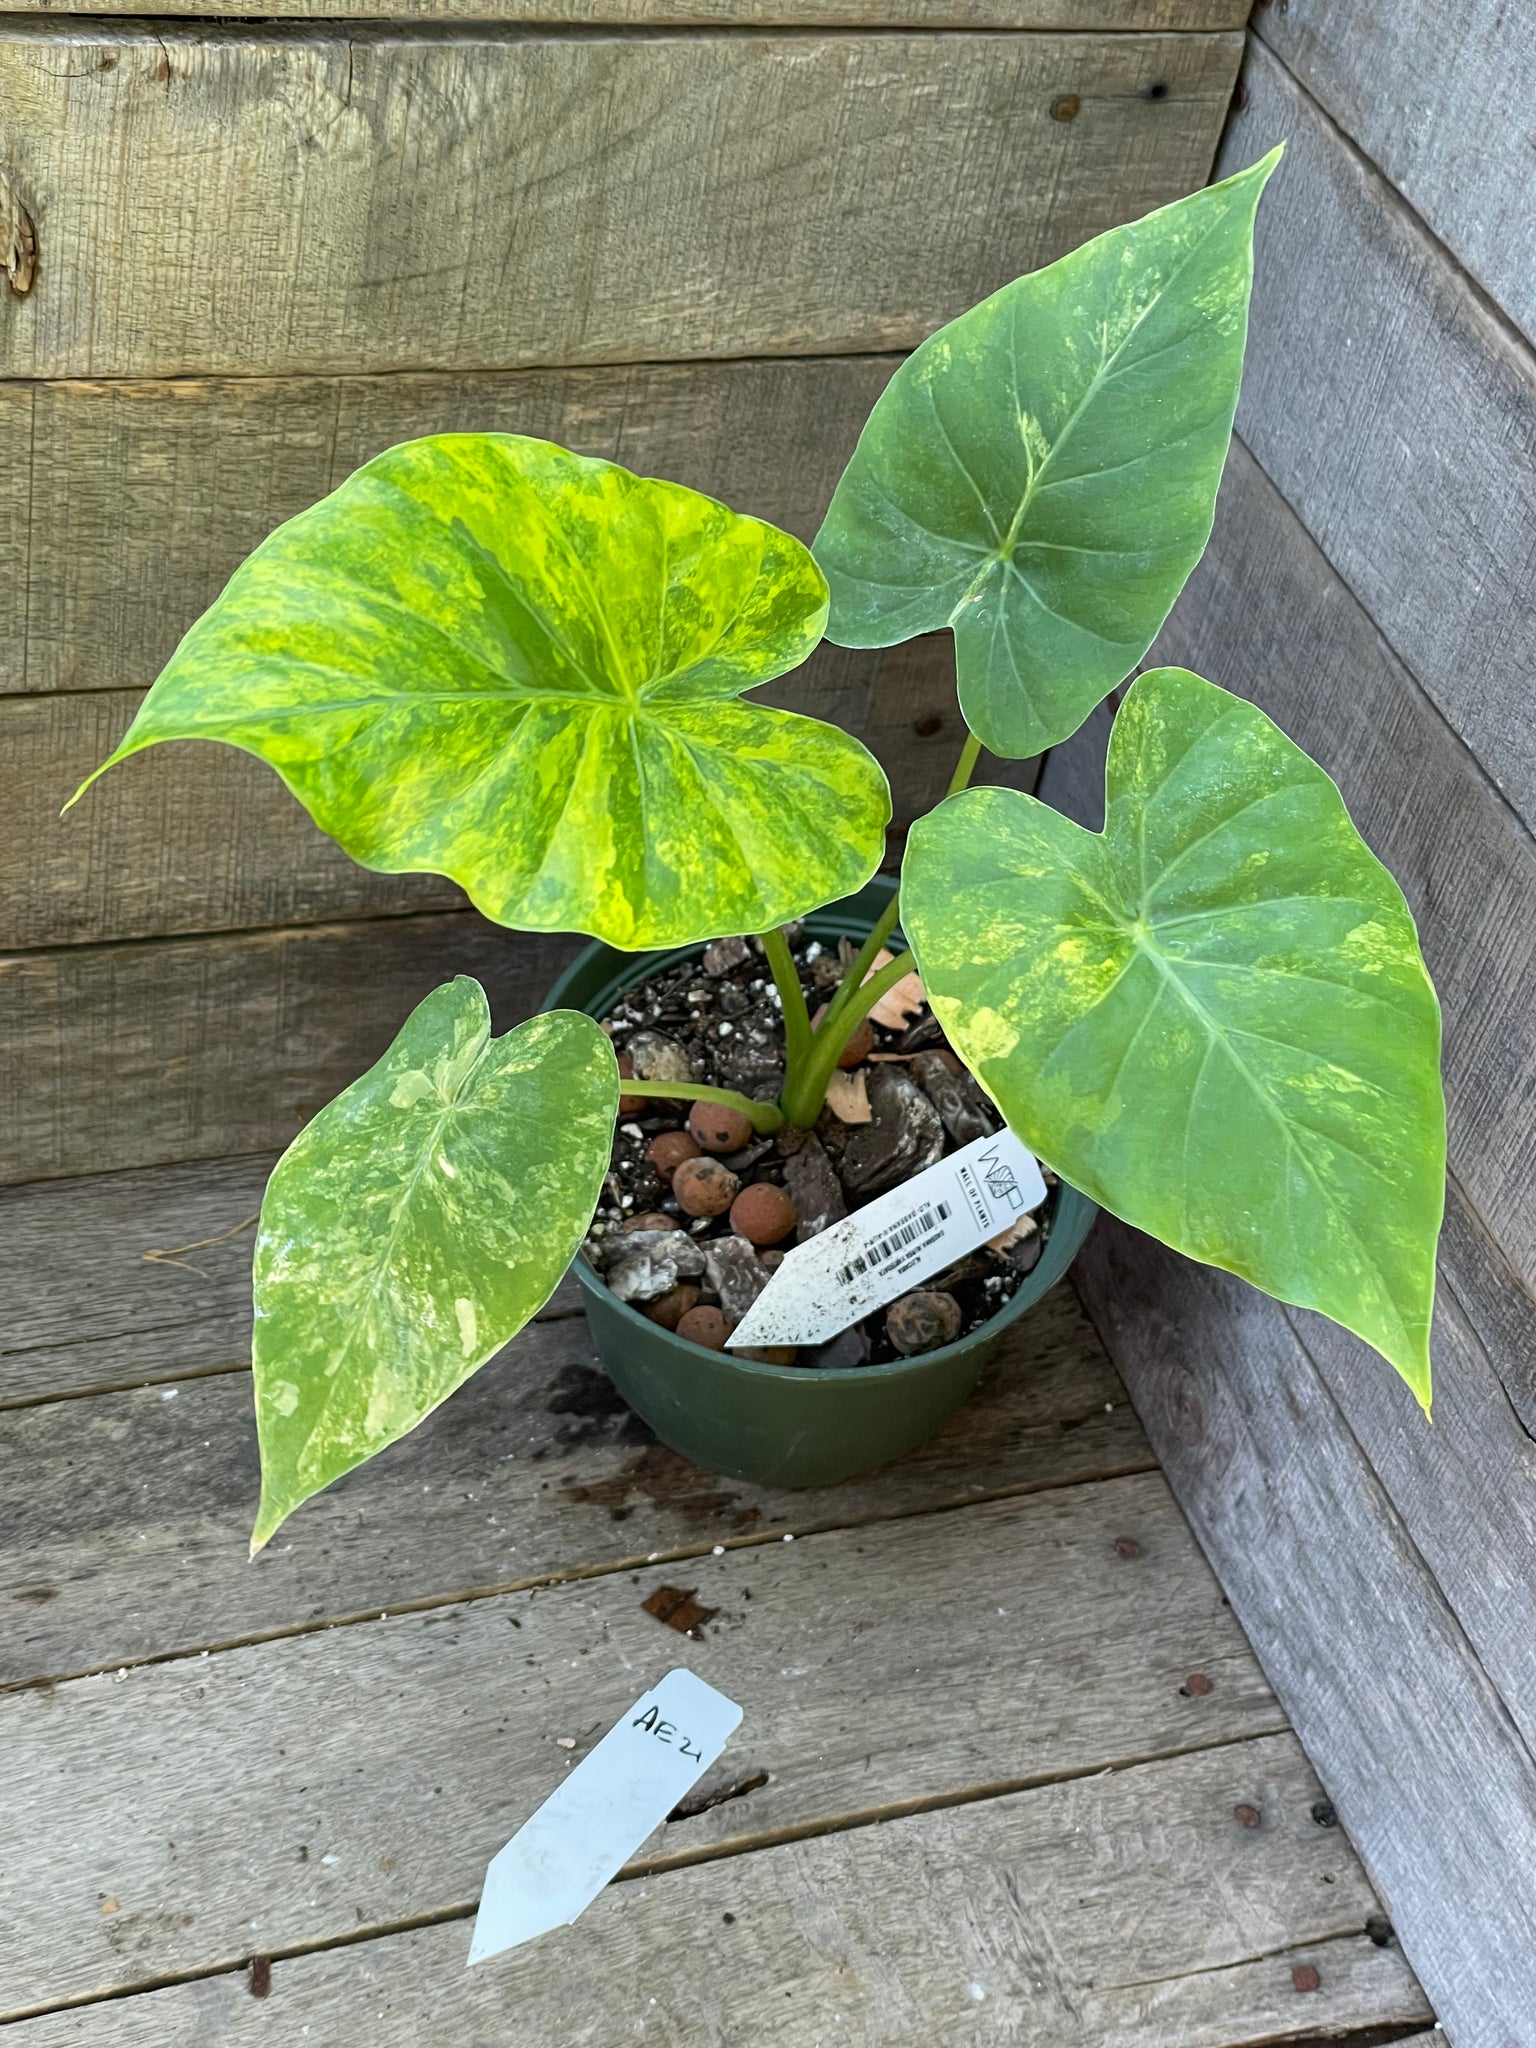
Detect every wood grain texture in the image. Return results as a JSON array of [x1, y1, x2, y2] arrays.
[[0, 1275, 1153, 1681], [2, 1735, 1425, 2041], [1220, 40, 1536, 837], [1072, 1220, 1536, 2048], [8, 1937, 1427, 2048], [8, 689, 465, 943], [0, 0, 1250, 22], [0, 26, 1238, 383], [0, 1474, 1298, 2012], [0, 1153, 589, 1406], [1282, 1182, 1536, 1778], [3, 355, 908, 698], [0, 915, 581, 1186], [1256, 0, 1536, 346]]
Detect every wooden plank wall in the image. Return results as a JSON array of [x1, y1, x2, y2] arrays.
[[1037, 21, 1536, 2046], [0, 6, 1242, 1187]]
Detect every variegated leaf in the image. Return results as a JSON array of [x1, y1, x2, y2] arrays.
[[903, 667, 1445, 1405], [73, 435, 890, 949], [250, 980, 616, 1550], [813, 152, 1281, 759]]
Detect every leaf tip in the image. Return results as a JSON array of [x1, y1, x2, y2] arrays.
[[249, 1494, 286, 1560], [1388, 1331, 1433, 1419], [60, 756, 117, 817], [1224, 139, 1285, 191]]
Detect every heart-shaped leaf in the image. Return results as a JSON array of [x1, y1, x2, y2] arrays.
[[72, 435, 890, 949], [903, 668, 1445, 1405], [813, 151, 1281, 760], [250, 979, 616, 1550]]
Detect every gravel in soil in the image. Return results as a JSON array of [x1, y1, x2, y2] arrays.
[[583, 925, 1056, 1369]]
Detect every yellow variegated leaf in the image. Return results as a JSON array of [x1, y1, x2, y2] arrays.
[[250, 980, 616, 1550], [903, 668, 1446, 1405], [72, 435, 890, 949]]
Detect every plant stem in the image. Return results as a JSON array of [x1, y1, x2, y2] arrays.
[[783, 727, 980, 1128], [821, 887, 904, 1036], [947, 730, 983, 797], [618, 1079, 784, 1136], [758, 924, 813, 1076], [838, 948, 919, 1036], [830, 726, 977, 1029], [781, 948, 919, 1128]]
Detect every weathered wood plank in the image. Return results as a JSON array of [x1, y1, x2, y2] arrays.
[[7, 690, 465, 944], [1220, 40, 1536, 836], [10, 1938, 1428, 2048], [1280, 1182, 1536, 1773], [0, 27, 1239, 381], [2, 1735, 1426, 2042], [0, 915, 581, 1186], [1257, 0, 1536, 347], [1072, 1220, 1536, 2048], [1043, 438, 1536, 1321], [1437, 1167, 1536, 1443], [0, 0, 1251, 24], [0, 1272, 1149, 1680], [0, 1154, 277, 1403], [0, 1153, 589, 1406], [4, 354, 906, 699], [0, 1476, 1298, 2013]]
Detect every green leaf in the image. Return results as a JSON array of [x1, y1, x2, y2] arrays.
[[813, 151, 1281, 759], [73, 435, 890, 949], [249, 979, 616, 1550], [902, 667, 1445, 1406]]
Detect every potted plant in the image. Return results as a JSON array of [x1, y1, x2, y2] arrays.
[[70, 148, 1445, 1552]]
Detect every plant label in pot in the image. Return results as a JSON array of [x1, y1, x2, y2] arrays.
[[729, 1129, 1048, 1347]]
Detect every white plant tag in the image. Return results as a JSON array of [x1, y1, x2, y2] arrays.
[[729, 1127, 1048, 1349], [468, 1668, 742, 1964]]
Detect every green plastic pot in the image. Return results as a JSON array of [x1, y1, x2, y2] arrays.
[[541, 878, 1098, 1490]]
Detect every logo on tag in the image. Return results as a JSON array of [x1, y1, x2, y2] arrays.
[[981, 1143, 1023, 1209]]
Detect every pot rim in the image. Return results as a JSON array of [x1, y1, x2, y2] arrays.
[[545, 885, 1098, 1386]]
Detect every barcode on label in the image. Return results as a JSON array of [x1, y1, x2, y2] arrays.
[[835, 1201, 953, 1286]]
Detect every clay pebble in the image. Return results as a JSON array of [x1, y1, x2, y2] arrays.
[[676, 1304, 731, 1350], [729, 1182, 797, 1247], [688, 1100, 757, 1154], [672, 1156, 741, 1218]]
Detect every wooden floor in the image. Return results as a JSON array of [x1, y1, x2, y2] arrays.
[[0, 1160, 1437, 2045]]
